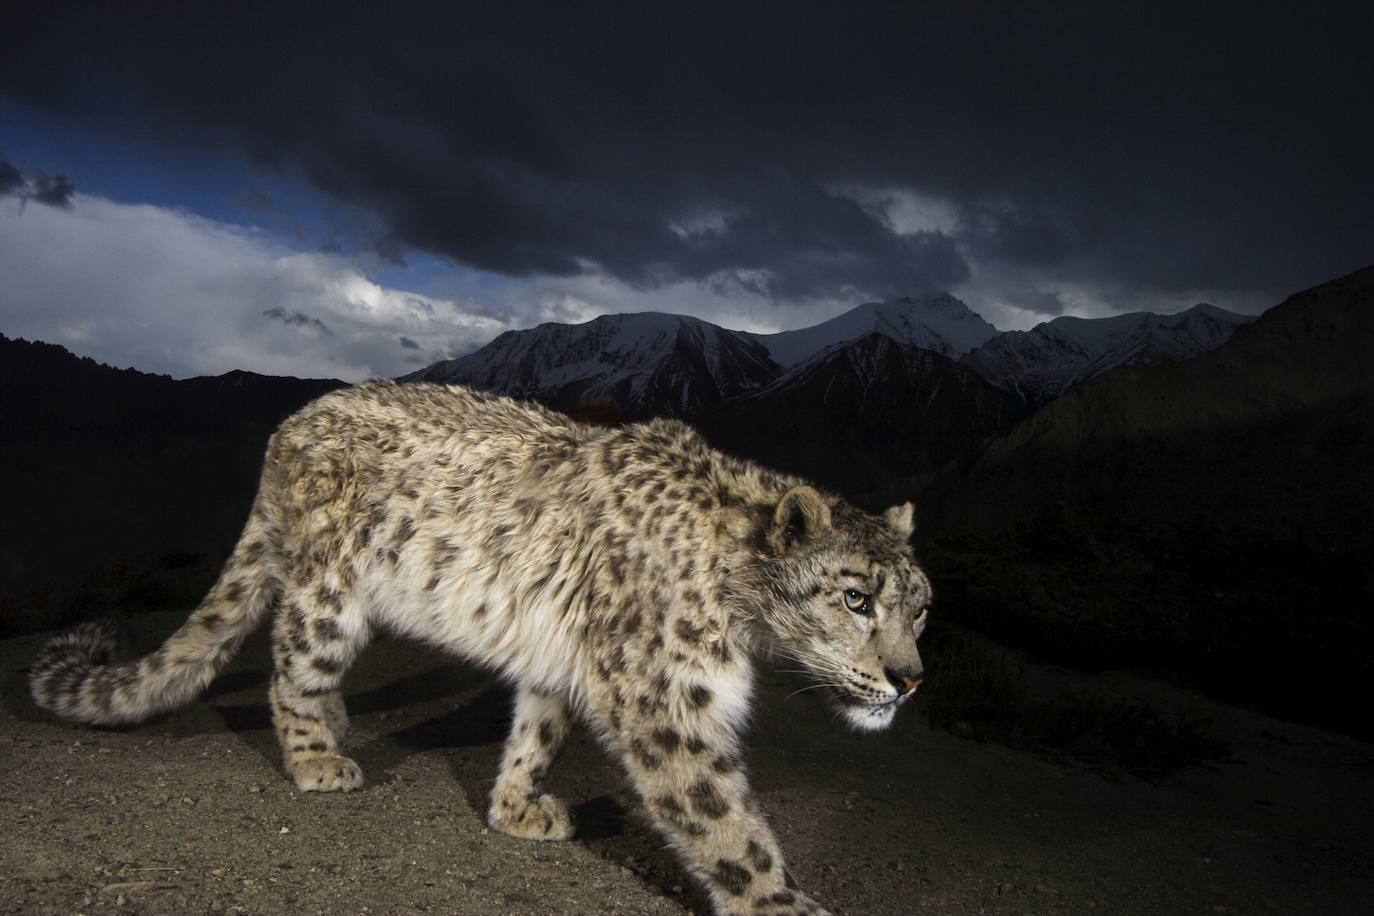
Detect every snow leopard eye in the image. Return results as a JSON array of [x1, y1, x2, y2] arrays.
[[842, 589, 871, 616]]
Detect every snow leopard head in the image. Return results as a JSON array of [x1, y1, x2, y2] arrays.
[[757, 486, 930, 731]]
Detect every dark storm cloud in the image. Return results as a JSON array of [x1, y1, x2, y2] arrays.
[[958, 202, 1076, 270], [31, 173, 75, 208], [0, 151, 76, 208], [263, 306, 331, 336], [0, 155, 23, 196], [3, 2, 1371, 305]]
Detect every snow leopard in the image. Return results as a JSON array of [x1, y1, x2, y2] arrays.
[[30, 380, 930, 915]]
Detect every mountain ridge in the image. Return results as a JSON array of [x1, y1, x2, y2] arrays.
[[407, 293, 1251, 422], [405, 311, 781, 420], [959, 302, 1255, 406]]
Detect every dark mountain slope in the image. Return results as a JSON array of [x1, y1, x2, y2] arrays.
[[0, 335, 345, 610], [923, 266, 1373, 549], [695, 333, 1028, 496], [913, 265, 1374, 731]]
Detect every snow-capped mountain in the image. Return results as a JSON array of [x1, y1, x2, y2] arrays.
[[695, 332, 1029, 488], [959, 303, 1254, 406], [404, 294, 999, 421], [405, 312, 780, 420], [403, 294, 1252, 425], [750, 293, 1001, 366]]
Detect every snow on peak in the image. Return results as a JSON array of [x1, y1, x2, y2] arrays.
[[959, 302, 1254, 404], [405, 310, 780, 419], [749, 293, 1001, 366], [404, 294, 1250, 421]]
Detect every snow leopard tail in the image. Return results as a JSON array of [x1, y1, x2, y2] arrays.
[[30, 503, 280, 727]]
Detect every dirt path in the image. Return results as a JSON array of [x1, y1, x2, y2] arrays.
[[3, 613, 1372, 915]]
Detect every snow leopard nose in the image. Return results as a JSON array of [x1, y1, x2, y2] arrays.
[[885, 666, 922, 696]]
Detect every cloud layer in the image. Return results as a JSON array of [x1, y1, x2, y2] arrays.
[[4, 1, 1370, 333], [0, 195, 512, 380]]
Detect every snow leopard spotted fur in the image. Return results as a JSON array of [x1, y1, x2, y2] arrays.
[[30, 380, 930, 915]]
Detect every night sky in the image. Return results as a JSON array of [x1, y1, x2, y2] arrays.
[[2, 2, 1370, 380]]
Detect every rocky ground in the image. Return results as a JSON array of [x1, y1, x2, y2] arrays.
[[3, 611, 1372, 915]]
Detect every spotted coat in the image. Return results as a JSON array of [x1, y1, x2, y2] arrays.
[[30, 380, 931, 916]]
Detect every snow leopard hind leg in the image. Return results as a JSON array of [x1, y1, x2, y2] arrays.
[[268, 580, 372, 793]]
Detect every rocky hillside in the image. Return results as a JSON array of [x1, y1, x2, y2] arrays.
[[913, 265, 1374, 731], [923, 268, 1372, 550]]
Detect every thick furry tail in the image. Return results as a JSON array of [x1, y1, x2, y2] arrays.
[[30, 508, 280, 727]]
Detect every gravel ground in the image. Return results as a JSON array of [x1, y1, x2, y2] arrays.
[[3, 612, 1372, 915]]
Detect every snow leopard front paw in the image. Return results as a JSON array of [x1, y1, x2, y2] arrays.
[[487, 790, 576, 840], [290, 755, 365, 792]]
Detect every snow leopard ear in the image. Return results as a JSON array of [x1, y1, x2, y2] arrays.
[[884, 502, 915, 540], [769, 486, 832, 553]]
